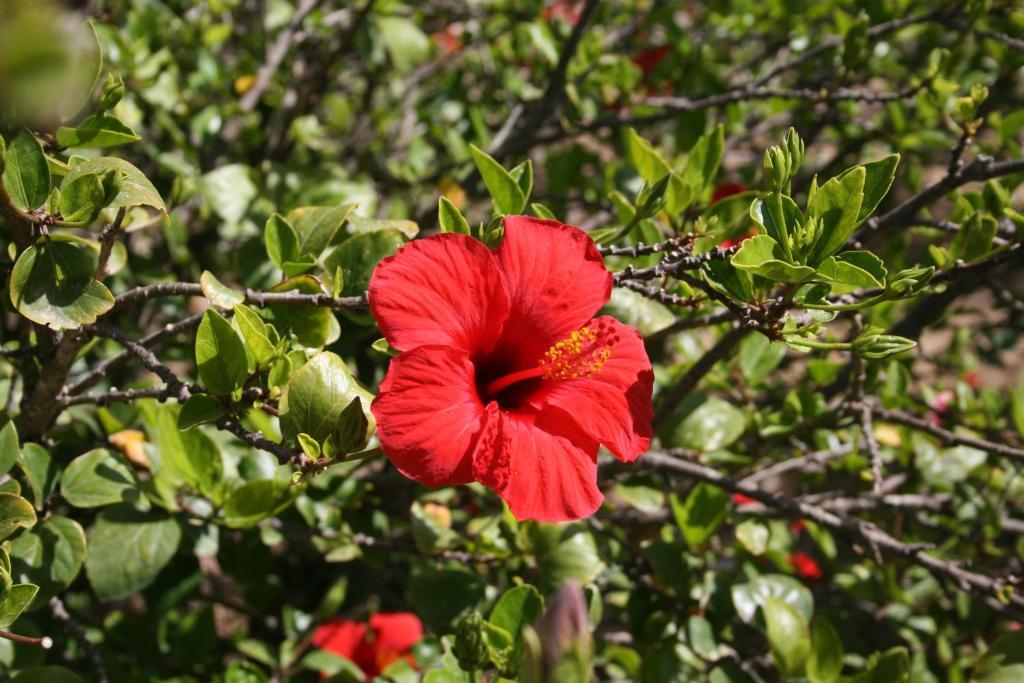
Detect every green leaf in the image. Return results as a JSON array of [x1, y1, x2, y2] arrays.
[[2, 130, 50, 212], [232, 303, 277, 369], [9, 240, 115, 330], [950, 212, 998, 262], [144, 402, 224, 502], [732, 234, 815, 283], [55, 114, 140, 148], [0, 583, 39, 628], [1012, 375, 1024, 440], [285, 205, 356, 257], [11, 666, 84, 683], [488, 585, 544, 673], [602, 288, 674, 336], [762, 596, 811, 677], [975, 629, 1024, 682], [683, 123, 725, 193], [816, 250, 887, 288], [16, 444, 59, 511], [531, 524, 604, 588], [750, 194, 802, 247], [264, 213, 302, 270], [323, 228, 406, 297], [731, 574, 814, 623], [59, 448, 139, 508], [625, 128, 672, 183], [0, 493, 36, 540], [9, 514, 86, 607], [674, 397, 746, 451], [438, 196, 471, 234], [85, 505, 181, 601], [58, 169, 118, 225], [735, 519, 770, 555], [62, 157, 165, 211], [807, 617, 844, 683], [201, 164, 256, 224], [469, 144, 527, 215], [670, 482, 729, 548], [408, 562, 487, 632], [808, 166, 865, 262], [346, 215, 419, 239], [200, 271, 245, 309], [267, 276, 336, 348], [0, 421, 20, 477], [739, 333, 786, 385], [177, 394, 227, 430], [196, 309, 248, 395], [222, 479, 294, 528], [839, 154, 898, 224], [280, 351, 375, 444]]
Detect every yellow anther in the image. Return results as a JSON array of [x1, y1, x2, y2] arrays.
[[540, 325, 612, 381]]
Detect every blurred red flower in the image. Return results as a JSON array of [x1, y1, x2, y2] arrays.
[[433, 25, 462, 55], [312, 612, 422, 678], [711, 181, 755, 248], [370, 216, 654, 522], [732, 492, 757, 506], [542, 0, 582, 25], [789, 551, 823, 580], [632, 45, 672, 80]]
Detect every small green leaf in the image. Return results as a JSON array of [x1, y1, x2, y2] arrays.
[[1, 130, 50, 212], [750, 194, 802, 247], [323, 228, 406, 296], [0, 421, 19, 476], [739, 333, 786, 385], [200, 271, 245, 309], [469, 144, 527, 215], [732, 234, 815, 283], [683, 123, 725, 194], [9, 240, 115, 330], [55, 114, 140, 148], [232, 303, 276, 369], [816, 251, 887, 288], [266, 276, 336, 348], [673, 397, 746, 451], [762, 596, 811, 677], [195, 309, 248, 395], [850, 647, 910, 682], [285, 204, 356, 257], [223, 479, 294, 528], [974, 628, 1024, 682], [670, 482, 729, 548], [264, 213, 302, 270], [17, 444, 59, 511], [177, 394, 227, 430], [950, 212, 998, 263], [0, 493, 36, 540], [488, 585, 544, 673], [839, 154, 898, 224], [85, 505, 181, 601], [438, 196, 471, 234], [808, 166, 866, 262], [731, 574, 814, 623], [375, 15, 432, 71], [735, 519, 770, 555], [59, 448, 138, 508], [0, 583, 39, 628]]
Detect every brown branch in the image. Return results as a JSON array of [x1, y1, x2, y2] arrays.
[[112, 282, 368, 312], [50, 597, 106, 682], [866, 402, 1024, 463], [0, 629, 52, 649]]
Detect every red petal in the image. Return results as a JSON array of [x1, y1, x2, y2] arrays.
[[472, 407, 603, 523], [526, 317, 653, 461], [370, 233, 510, 355], [312, 619, 367, 659], [372, 346, 483, 488], [493, 216, 612, 369], [368, 612, 423, 653]]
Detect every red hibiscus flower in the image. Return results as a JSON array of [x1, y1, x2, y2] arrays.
[[632, 45, 672, 80], [433, 25, 462, 55], [542, 0, 582, 25], [369, 216, 654, 522], [312, 612, 422, 678], [789, 551, 823, 581], [732, 492, 757, 506], [711, 181, 747, 205]]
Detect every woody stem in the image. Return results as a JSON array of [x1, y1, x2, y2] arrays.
[[483, 366, 546, 398]]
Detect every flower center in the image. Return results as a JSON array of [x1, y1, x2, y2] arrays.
[[483, 324, 613, 399]]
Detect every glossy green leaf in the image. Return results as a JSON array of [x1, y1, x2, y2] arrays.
[[264, 213, 302, 269], [267, 276, 336, 348], [177, 394, 227, 430], [0, 583, 39, 628], [17, 443, 59, 511], [750, 194, 802, 247], [670, 482, 729, 548], [735, 519, 769, 556], [85, 505, 181, 600], [375, 15, 432, 71], [849, 647, 909, 682], [323, 228, 405, 297], [739, 333, 786, 384], [280, 351, 375, 444], [1, 130, 50, 212], [285, 204, 356, 257], [55, 114, 140, 148], [816, 250, 886, 288], [974, 629, 1024, 682], [62, 157, 165, 211], [732, 234, 815, 283], [488, 585, 544, 672], [196, 309, 248, 395], [0, 421, 19, 476], [531, 524, 604, 587], [808, 617, 844, 683], [674, 397, 746, 451], [9, 514, 86, 606], [200, 270, 245, 309], [59, 448, 139, 508], [683, 123, 724, 193], [470, 144, 527, 215], [731, 573, 814, 623], [144, 402, 224, 502], [232, 303, 277, 369], [808, 166, 865, 262], [0, 493, 36, 540], [839, 154, 898, 224], [9, 240, 115, 330], [762, 596, 811, 676]]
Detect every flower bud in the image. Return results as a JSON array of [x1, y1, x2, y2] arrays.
[[523, 582, 593, 683], [453, 611, 490, 671], [99, 72, 126, 112]]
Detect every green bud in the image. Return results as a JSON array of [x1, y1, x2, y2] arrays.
[[887, 266, 934, 297], [636, 174, 669, 218], [99, 72, 126, 112], [764, 128, 804, 191], [853, 326, 916, 359], [453, 611, 490, 671], [325, 397, 369, 457]]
